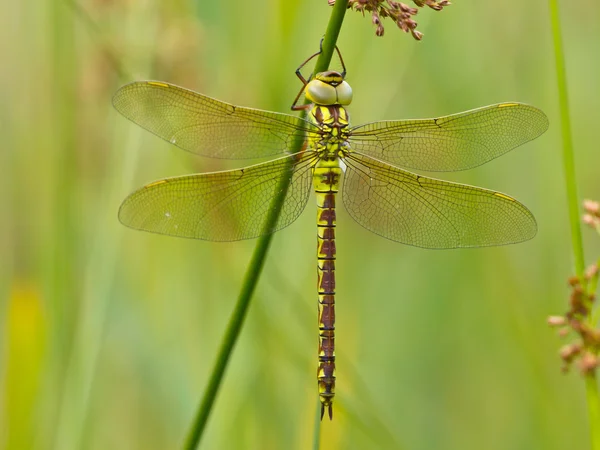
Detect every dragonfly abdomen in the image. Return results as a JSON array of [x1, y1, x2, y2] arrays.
[[314, 162, 342, 420]]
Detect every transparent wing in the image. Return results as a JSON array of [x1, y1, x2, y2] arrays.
[[349, 103, 548, 172], [113, 81, 318, 159], [342, 153, 536, 249], [119, 153, 317, 241]]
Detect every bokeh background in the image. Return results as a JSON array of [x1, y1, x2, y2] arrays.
[[2, 1, 600, 449]]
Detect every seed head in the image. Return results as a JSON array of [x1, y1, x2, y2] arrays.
[[584, 199, 600, 215], [548, 315, 567, 327], [579, 352, 599, 374], [582, 199, 600, 233], [329, 0, 451, 39], [553, 271, 600, 376]]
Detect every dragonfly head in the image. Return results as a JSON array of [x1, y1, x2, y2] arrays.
[[305, 71, 353, 106]]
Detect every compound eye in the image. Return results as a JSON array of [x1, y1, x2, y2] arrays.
[[336, 81, 353, 106], [305, 80, 337, 105]]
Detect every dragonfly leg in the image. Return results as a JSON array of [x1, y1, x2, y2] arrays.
[[291, 43, 346, 111], [334, 45, 346, 78]]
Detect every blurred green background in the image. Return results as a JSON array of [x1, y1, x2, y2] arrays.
[[2, 0, 600, 449]]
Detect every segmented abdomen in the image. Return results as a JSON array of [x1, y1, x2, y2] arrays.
[[313, 163, 341, 420]]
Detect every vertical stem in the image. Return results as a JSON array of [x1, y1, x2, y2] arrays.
[[314, 2, 348, 74], [182, 2, 349, 449], [312, 397, 323, 450], [547, 1, 600, 448], [587, 373, 600, 450], [547, 0, 584, 277]]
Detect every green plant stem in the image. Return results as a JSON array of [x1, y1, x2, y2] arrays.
[[547, 1, 600, 448], [182, 2, 349, 449], [312, 397, 322, 450], [587, 374, 600, 447], [547, 0, 585, 278]]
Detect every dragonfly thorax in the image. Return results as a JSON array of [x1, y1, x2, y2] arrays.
[[309, 104, 351, 160], [305, 71, 353, 106]]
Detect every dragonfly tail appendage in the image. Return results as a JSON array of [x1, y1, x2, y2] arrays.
[[314, 165, 341, 420]]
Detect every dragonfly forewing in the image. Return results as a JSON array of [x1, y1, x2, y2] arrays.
[[349, 103, 548, 172], [113, 81, 318, 160], [119, 152, 318, 241], [342, 152, 537, 249]]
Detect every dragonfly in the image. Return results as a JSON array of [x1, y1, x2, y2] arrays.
[[113, 48, 548, 420]]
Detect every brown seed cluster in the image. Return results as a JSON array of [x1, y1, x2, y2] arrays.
[[549, 265, 600, 374], [583, 199, 600, 233], [549, 199, 600, 375], [328, 0, 450, 39]]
